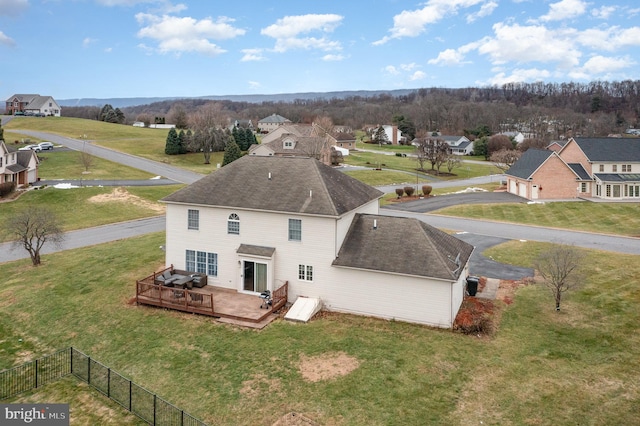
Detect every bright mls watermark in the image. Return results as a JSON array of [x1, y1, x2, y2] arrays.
[[1, 404, 69, 425]]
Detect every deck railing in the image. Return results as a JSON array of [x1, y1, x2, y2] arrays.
[[136, 281, 215, 316], [272, 281, 288, 311]]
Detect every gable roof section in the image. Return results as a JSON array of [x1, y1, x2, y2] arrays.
[[333, 214, 474, 281], [162, 156, 383, 216], [258, 114, 291, 124], [570, 138, 640, 162], [505, 148, 554, 179]]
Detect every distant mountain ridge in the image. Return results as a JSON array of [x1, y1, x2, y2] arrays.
[[58, 89, 420, 108]]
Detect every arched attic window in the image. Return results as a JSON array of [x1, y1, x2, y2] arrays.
[[228, 213, 240, 235]]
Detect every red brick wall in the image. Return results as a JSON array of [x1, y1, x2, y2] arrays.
[[558, 139, 591, 174], [532, 155, 581, 199]]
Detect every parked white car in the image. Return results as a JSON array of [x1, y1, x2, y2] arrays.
[[18, 144, 42, 152], [38, 142, 54, 150]]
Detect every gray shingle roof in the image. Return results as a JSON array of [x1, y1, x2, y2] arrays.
[[332, 214, 474, 281], [505, 148, 554, 179], [258, 114, 291, 124], [161, 156, 383, 216], [236, 244, 276, 257], [572, 137, 640, 162], [568, 163, 591, 180], [594, 173, 640, 182]]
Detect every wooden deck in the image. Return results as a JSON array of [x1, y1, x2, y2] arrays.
[[135, 267, 288, 327]]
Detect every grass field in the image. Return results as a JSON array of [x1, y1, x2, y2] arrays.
[[5, 117, 224, 175], [0, 185, 181, 242], [433, 201, 640, 237], [1, 235, 638, 425]]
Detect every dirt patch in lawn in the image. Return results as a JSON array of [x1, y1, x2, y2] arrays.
[[298, 351, 360, 382], [88, 187, 164, 213]]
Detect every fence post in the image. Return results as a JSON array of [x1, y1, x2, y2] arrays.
[[87, 356, 91, 385], [35, 359, 39, 389], [107, 368, 111, 398], [129, 380, 132, 412], [69, 347, 73, 375], [153, 394, 157, 426]]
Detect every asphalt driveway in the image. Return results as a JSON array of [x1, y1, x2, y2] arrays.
[[382, 191, 527, 213]]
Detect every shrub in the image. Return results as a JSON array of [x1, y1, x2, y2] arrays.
[[422, 185, 432, 196], [0, 181, 16, 197], [395, 188, 404, 198], [404, 186, 415, 197], [395, 152, 403, 157], [454, 298, 495, 335]]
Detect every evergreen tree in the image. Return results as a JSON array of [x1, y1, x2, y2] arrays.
[[177, 130, 187, 154], [245, 128, 258, 148], [165, 128, 181, 155], [222, 139, 242, 166], [114, 108, 125, 124], [0, 123, 4, 141], [99, 104, 113, 121], [373, 125, 389, 145]]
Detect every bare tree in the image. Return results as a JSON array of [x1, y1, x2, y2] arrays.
[[79, 145, 94, 172], [534, 245, 585, 311], [414, 138, 449, 174], [3, 207, 64, 266], [189, 103, 228, 164], [445, 153, 462, 174], [490, 149, 522, 172]]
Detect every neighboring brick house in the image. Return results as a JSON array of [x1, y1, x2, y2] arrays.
[[161, 156, 474, 328], [257, 114, 292, 133], [5, 94, 61, 116], [0, 141, 39, 187], [505, 137, 640, 200]]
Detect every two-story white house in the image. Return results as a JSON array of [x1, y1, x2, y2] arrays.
[[0, 141, 39, 187], [160, 156, 474, 328], [257, 114, 292, 133]]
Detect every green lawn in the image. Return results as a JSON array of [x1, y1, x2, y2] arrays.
[[0, 185, 181, 242], [37, 150, 155, 180], [433, 201, 640, 237], [5, 117, 224, 175], [1, 236, 638, 425]]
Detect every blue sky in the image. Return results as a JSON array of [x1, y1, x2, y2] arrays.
[[1, 0, 639, 101]]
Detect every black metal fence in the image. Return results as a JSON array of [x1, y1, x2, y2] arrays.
[[0, 347, 209, 426]]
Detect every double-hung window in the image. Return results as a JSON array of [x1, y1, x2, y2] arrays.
[[228, 213, 240, 235], [188, 209, 199, 230], [288, 219, 302, 241], [186, 250, 218, 276], [298, 264, 313, 281]]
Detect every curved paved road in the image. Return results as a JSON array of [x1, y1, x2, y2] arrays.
[[3, 129, 638, 280], [14, 130, 204, 185]]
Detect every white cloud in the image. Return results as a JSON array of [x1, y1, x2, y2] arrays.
[[374, 0, 487, 44], [0, 30, 16, 46], [578, 26, 640, 51], [261, 14, 343, 53], [400, 63, 418, 71], [82, 37, 97, 48], [409, 71, 427, 81], [384, 65, 400, 75], [104, 47, 113, 53], [322, 54, 345, 61], [241, 48, 266, 62], [136, 13, 245, 56], [476, 23, 581, 69], [0, 0, 28, 17], [248, 81, 261, 89], [539, 0, 587, 22], [428, 48, 467, 66], [467, 1, 497, 23], [591, 6, 616, 19], [581, 55, 635, 74], [483, 68, 552, 86]]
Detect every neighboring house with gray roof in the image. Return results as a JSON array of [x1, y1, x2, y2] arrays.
[[248, 134, 333, 165], [257, 113, 292, 133], [161, 156, 474, 328], [5, 94, 61, 116], [440, 136, 474, 155], [505, 137, 640, 200], [0, 141, 39, 187]]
